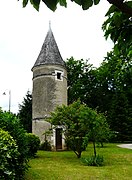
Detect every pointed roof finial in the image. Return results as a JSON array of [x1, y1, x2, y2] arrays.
[[49, 20, 51, 31]]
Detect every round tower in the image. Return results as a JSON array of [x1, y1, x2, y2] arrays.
[[32, 25, 67, 149]]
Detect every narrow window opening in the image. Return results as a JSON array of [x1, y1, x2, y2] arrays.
[[55, 70, 63, 81], [57, 72, 61, 80]]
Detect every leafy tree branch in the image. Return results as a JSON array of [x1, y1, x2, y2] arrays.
[[20, 0, 132, 16], [107, 0, 132, 16]]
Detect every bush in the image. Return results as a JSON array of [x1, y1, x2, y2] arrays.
[[39, 140, 52, 151], [0, 129, 19, 180], [81, 155, 104, 166], [26, 133, 40, 157], [0, 111, 29, 179]]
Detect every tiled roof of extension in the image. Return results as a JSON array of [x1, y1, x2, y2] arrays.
[[32, 26, 65, 69]]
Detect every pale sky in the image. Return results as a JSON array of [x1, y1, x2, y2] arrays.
[[0, 0, 113, 113]]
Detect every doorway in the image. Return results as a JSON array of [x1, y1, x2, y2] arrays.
[[56, 128, 62, 150]]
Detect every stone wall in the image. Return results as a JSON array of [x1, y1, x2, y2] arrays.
[[32, 64, 67, 149], [32, 64, 67, 120]]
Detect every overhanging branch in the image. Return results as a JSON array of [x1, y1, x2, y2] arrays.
[[107, 0, 132, 16]]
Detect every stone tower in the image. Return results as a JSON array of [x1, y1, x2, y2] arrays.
[[32, 25, 67, 150]]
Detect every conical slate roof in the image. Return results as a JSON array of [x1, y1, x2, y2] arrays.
[[33, 26, 65, 68]]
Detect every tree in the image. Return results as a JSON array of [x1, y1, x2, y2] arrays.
[[0, 129, 19, 180], [79, 104, 110, 157], [20, 0, 132, 16], [108, 92, 130, 141], [102, 3, 132, 57], [49, 100, 110, 158], [95, 51, 132, 142], [66, 57, 95, 105], [0, 110, 29, 179], [66, 57, 112, 112], [18, 91, 32, 133], [100, 2, 132, 141], [66, 53, 132, 143]]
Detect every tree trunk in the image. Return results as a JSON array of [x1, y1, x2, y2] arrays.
[[77, 151, 82, 158], [93, 141, 96, 157], [74, 151, 82, 158]]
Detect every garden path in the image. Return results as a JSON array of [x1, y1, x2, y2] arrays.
[[117, 144, 132, 149]]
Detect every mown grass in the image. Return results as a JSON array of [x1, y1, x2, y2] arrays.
[[25, 143, 132, 180]]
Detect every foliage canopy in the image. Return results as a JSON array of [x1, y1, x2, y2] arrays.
[[0, 110, 29, 179], [0, 129, 19, 180], [18, 91, 32, 133], [102, 3, 132, 57], [49, 100, 110, 158], [20, 0, 132, 16]]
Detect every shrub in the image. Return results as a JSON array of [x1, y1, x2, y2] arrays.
[[0, 111, 29, 179], [26, 133, 40, 157], [0, 129, 19, 180], [39, 140, 52, 151], [81, 155, 104, 166]]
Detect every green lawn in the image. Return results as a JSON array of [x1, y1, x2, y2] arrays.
[[25, 143, 132, 180]]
